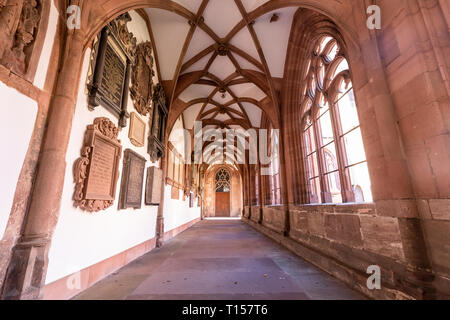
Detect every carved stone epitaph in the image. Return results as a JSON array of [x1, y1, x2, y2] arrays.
[[87, 13, 136, 128], [119, 149, 147, 209], [130, 41, 155, 116], [148, 83, 168, 162], [145, 166, 163, 205], [0, 0, 41, 75], [129, 112, 146, 147], [74, 118, 122, 212]]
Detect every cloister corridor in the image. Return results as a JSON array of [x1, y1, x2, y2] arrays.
[[73, 219, 364, 300]]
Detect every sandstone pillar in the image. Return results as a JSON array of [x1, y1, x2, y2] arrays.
[[1, 31, 86, 300]]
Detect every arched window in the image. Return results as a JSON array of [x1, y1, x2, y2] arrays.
[[268, 128, 281, 205], [301, 36, 372, 204], [215, 168, 230, 193]]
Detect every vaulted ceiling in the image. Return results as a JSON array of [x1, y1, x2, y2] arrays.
[[145, 0, 297, 133]]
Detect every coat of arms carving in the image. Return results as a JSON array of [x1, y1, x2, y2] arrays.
[[130, 41, 155, 116]]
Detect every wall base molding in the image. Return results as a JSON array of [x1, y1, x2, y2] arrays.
[[43, 217, 201, 300]]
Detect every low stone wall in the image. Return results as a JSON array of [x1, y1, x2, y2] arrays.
[[243, 203, 447, 300], [250, 206, 261, 223], [262, 206, 287, 235], [243, 207, 250, 219]]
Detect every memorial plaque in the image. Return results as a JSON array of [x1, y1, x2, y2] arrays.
[[99, 40, 127, 109], [171, 186, 180, 200], [129, 112, 146, 147], [145, 166, 163, 205], [119, 149, 146, 209], [87, 13, 136, 128], [148, 84, 168, 162], [74, 118, 122, 212], [189, 193, 194, 208]]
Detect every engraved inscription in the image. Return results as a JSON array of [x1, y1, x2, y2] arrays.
[[100, 41, 126, 108], [127, 159, 145, 203], [145, 166, 162, 205], [119, 149, 146, 209], [74, 117, 122, 212], [86, 137, 117, 200]]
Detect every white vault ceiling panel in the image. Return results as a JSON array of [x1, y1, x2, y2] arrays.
[[183, 104, 203, 129], [229, 27, 260, 62], [233, 54, 260, 72], [183, 52, 214, 74], [241, 0, 271, 13], [243, 102, 262, 127], [229, 83, 266, 101], [146, 8, 190, 80], [208, 55, 236, 80], [215, 114, 231, 122], [172, 0, 203, 13], [253, 7, 296, 78], [228, 104, 242, 112], [184, 28, 215, 63], [203, 0, 243, 38], [179, 84, 215, 102], [203, 104, 216, 113]]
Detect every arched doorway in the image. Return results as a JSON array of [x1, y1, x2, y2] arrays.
[[215, 168, 231, 217]]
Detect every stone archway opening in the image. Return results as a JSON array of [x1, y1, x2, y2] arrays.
[[215, 168, 231, 217], [205, 165, 243, 218]]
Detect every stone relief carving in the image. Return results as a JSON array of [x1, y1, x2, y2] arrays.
[[130, 41, 155, 116], [108, 13, 137, 60], [0, 0, 41, 74], [74, 118, 122, 213]]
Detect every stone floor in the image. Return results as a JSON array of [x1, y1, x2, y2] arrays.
[[74, 219, 366, 300]]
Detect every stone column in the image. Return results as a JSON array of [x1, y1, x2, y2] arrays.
[[155, 145, 168, 248], [1, 31, 86, 300]]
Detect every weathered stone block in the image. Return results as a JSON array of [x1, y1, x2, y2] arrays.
[[360, 216, 404, 260], [324, 214, 363, 247], [422, 220, 450, 274], [429, 199, 450, 221], [307, 212, 326, 237]]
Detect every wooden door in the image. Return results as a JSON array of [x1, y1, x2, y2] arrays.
[[215, 192, 230, 217]]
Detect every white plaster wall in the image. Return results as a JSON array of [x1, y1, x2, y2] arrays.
[[163, 185, 200, 233], [0, 83, 38, 239], [33, 0, 58, 90], [164, 116, 201, 232], [46, 11, 199, 284]]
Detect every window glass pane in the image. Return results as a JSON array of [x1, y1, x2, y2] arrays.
[[310, 177, 322, 203], [323, 143, 338, 173], [327, 43, 339, 61], [319, 36, 332, 53], [325, 171, 342, 203], [304, 125, 316, 154], [348, 162, 373, 203], [318, 110, 334, 146], [338, 89, 359, 133], [333, 58, 349, 78], [306, 152, 319, 179], [273, 157, 279, 175], [343, 127, 367, 166]]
